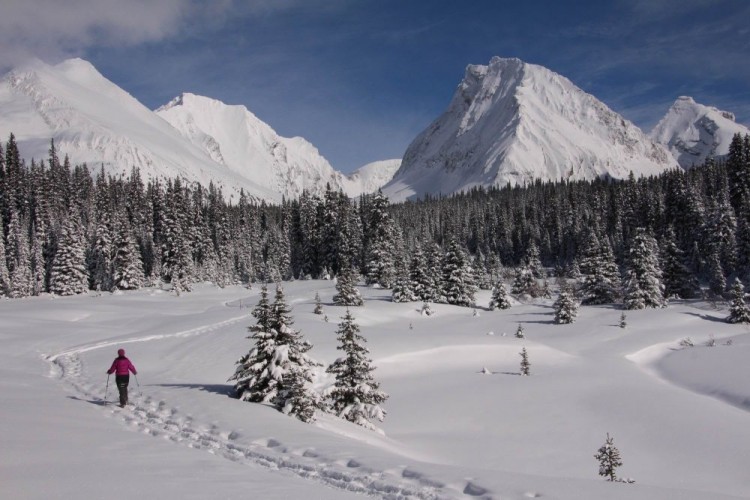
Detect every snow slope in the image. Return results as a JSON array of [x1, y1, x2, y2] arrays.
[[0, 59, 397, 203], [650, 96, 750, 169], [156, 93, 393, 200], [0, 58, 277, 202], [2, 282, 749, 499], [384, 57, 678, 202]]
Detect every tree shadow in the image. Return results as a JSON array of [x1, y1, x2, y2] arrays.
[[67, 395, 112, 406], [476, 370, 522, 376], [152, 383, 235, 397], [683, 312, 727, 324]]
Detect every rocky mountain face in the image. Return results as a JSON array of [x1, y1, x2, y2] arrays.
[[650, 96, 750, 169], [383, 57, 678, 202], [0, 59, 395, 202]]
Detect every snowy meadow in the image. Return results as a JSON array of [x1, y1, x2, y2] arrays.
[[2, 281, 749, 500]]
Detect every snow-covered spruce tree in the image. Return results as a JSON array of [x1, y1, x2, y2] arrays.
[[112, 218, 144, 291], [515, 323, 525, 339], [594, 433, 623, 482], [489, 281, 512, 310], [441, 238, 477, 307], [161, 179, 193, 293], [364, 191, 396, 288], [391, 266, 417, 303], [554, 286, 579, 324], [313, 292, 323, 314], [7, 210, 31, 298], [408, 245, 432, 302], [524, 241, 544, 279], [326, 308, 387, 430], [229, 285, 275, 402], [706, 250, 726, 298], [333, 263, 363, 306], [423, 242, 444, 302], [0, 233, 9, 296], [281, 367, 318, 423], [229, 285, 321, 422], [660, 227, 698, 299], [49, 217, 88, 296], [727, 278, 750, 324], [580, 237, 621, 305], [623, 229, 666, 309], [519, 347, 530, 376], [511, 266, 539, 298], [269, 285, 322, 420], [619, 312, 627, 329]]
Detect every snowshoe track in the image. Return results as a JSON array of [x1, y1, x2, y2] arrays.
[[46, 314, 481, 499]]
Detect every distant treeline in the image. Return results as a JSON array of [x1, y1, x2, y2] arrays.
[[0, 132, 749, 300]]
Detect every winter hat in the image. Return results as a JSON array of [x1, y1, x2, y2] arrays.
[[117, 348, 125, 356]]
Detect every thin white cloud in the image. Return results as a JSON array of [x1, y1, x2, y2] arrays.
[[0, 0, 190, 68], [0, 0, 333, 70]]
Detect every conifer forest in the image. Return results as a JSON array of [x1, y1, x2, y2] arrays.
[[1, 132, 749, 307]]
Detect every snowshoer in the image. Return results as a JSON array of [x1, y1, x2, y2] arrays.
[[107, 348, 137, 407]]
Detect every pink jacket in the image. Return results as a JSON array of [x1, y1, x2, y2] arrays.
[[108, 356, 137, 376]]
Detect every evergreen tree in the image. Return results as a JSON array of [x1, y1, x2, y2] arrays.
[[280, 369, 318, 423], [391, 267, 417, 303], [364, 191, 396, 288], [229, 285, 276, 402], [441, 238, 477, 306], [408, 245, 432, 301], [49, 217, 88, 296], [594, 433, 623, 482], [333, 263, 363, 306], [619, 311, 627, 329], [269, 285, 322, 419], [580, 238, 621, 305], [524, 240, 544, 278], [511, 266, 539, 297], [7, 210, 31, 297], [0, 229, 10, 296], [313, 291, 323, 314], [554, 286, 579, 324], [519, 347, 530, 376], [623, 229, 666, 309], [112, 217, 144, 290], [660, 227, 698, 299], [727, 278, 750, 324], [326, 309, 388, 430], [488, 281, 512, 310], [515, 323, 525, 339], [707, 250, 726, 298], [229, 285, 321, 421]]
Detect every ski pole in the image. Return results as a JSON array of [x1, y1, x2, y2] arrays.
[[134, 374, 142, 397], [104, 374, 110, 404]]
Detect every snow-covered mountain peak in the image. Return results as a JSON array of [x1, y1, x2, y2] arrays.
[[0, 58, 397, 202], [383, 56, 677, 202], [650, 96, 749, 168]]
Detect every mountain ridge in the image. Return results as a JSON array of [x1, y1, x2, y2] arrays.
[[383, 57, 678, 201], [649, 96, 750, 169], [0, 58, 396, 202]]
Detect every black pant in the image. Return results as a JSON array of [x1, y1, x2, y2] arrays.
[[115, 375, 129, 406]]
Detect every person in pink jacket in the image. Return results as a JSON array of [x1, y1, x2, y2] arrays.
[[107, 348, 137, 407]]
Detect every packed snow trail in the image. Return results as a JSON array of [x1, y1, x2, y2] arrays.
[[45, 304, 474, 499]]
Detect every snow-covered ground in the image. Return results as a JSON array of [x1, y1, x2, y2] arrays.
[[1, 282, 749, 499]]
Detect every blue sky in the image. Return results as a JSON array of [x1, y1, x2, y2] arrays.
[[2, 0, 749, 172]]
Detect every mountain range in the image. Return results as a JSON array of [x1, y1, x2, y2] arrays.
[[0, 57, 746, 203]]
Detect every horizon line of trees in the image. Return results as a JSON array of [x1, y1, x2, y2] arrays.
[[1, 132, 749, 304]]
